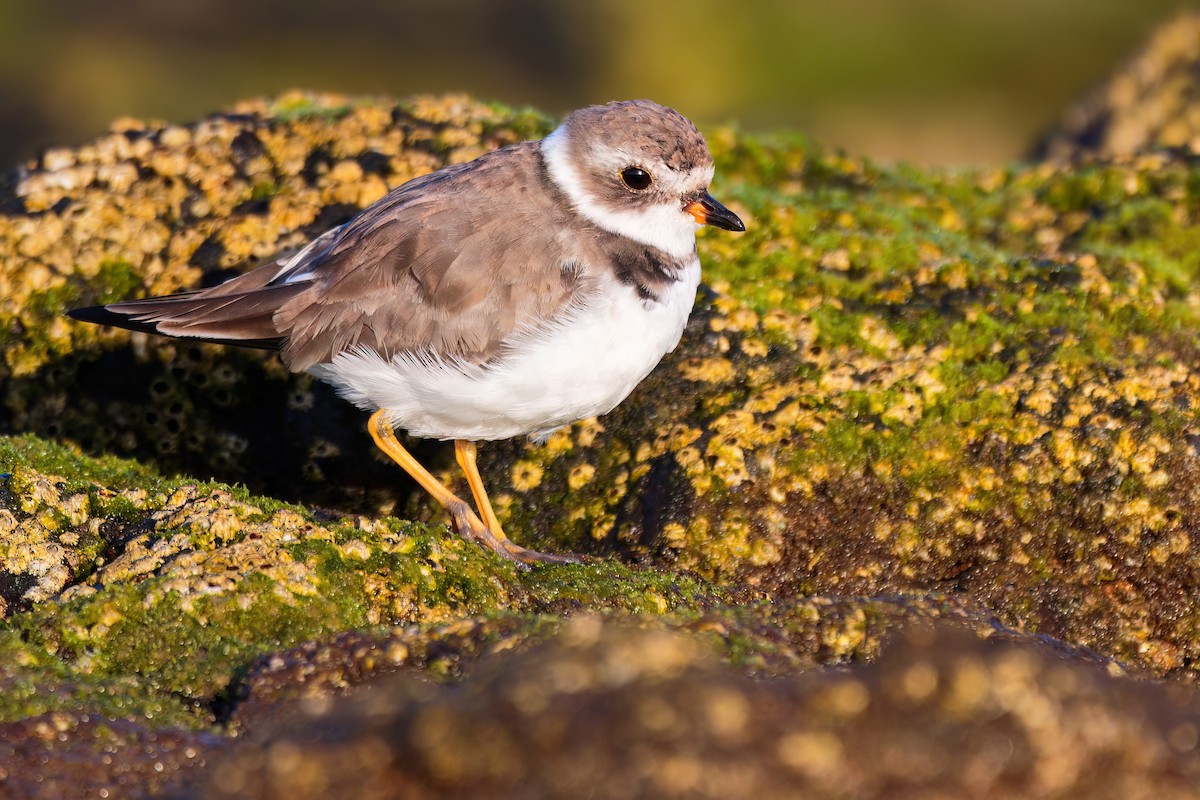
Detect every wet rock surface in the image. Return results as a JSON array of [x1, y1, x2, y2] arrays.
[[4, 21, 1200, 795]]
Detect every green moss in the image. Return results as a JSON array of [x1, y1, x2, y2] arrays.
[[0, 434, 172, 496], [91, 260, 142, 305], [249, 181, 277, 202], [11, 573, 354, 699], [521, 562, 723, 614], [0, 628, 206, 728], [26, 284, 79, 319], [270, 94, 353, 121], [482, 103, 555, 140], [292, 527, 514, 618]]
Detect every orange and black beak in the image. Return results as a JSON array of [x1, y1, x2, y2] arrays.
[[685, 191, 745, 232]]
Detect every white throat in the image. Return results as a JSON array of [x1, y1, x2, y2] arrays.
[[541, 126, 699, 259]]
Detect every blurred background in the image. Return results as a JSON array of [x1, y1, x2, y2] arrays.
[[0, 0, 1193, 167]]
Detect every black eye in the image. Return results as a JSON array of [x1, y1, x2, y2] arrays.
[[620, 167, 653, 191]]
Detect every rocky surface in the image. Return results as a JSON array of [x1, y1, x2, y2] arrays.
[[1, 62, 1200, 798]]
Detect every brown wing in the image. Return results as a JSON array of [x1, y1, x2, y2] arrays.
[[70, 142, 593, 370], [273, 143, 590, 371]]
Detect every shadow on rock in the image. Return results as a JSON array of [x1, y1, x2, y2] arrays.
[[4, 340, 451, 514]]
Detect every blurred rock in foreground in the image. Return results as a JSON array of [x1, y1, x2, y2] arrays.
[[202, 621, 1200, 800]]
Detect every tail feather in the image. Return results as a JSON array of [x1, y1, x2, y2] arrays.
[[69, 283, 310, 351]]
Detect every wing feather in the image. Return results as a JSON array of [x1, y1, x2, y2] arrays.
[[70, 141, 595, 368], [273, 143, 592, 371]]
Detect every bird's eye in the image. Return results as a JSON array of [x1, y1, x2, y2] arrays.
[[620, 167, 653, 191]]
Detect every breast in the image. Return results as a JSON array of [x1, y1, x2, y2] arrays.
[[311, 260, 701, 441]]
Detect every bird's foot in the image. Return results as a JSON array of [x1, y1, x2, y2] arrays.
[[445, 500, 585, 568]]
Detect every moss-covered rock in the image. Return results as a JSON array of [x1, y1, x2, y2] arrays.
[[0, 436, 718, 718], [3, 77, 1200, 796]]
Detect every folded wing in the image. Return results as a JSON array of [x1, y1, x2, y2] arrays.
[[69, 142, 591, 372]]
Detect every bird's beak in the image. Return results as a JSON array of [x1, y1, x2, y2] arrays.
[[685, 191, 745, 232]]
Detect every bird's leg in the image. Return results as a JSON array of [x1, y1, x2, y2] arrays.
[[454, 439, 582, 565], [368, 411, 513, 561], [367, 411, 578, 566], [454, 440, 505, 534]]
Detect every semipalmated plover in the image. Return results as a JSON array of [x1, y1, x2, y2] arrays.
[[70, 99, 745, 565]]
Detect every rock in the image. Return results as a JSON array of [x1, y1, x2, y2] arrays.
[[0, 438, 718, 711], [1035, 11, 1200, 158], [225, 594, 1017, 730], [0, 711, 223, 800], [5, 92, 1200, 681], [3, 91, 1200, 795], [200, 620, 1200, 800]]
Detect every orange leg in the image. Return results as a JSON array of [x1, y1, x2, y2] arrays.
[[454, 440, 505, 535], [368, 410, 579, 566]]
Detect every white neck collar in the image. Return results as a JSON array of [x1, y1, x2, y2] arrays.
[[540, 126, 699, 259]]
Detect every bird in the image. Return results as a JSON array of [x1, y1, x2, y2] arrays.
[[69, 99, 746, 566]]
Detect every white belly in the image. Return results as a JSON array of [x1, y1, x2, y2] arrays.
[[310, 263, 700, 440]]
